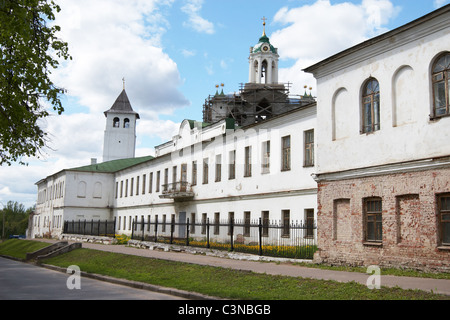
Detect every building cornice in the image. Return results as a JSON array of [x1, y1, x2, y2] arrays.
[[313, 156, 450, 182]]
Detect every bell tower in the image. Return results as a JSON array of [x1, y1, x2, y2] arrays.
[[102, 85, 139, 162], [248, 17, 279, 85]]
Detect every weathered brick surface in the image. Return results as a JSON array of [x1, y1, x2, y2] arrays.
[[314, 168, 450, 272]]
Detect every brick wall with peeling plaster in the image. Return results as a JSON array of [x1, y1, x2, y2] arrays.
[[314, 168, 450, 272]]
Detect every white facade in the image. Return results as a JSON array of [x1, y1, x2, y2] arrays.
[[31, 104, 317, 240], [33, 170, 115, 238], [114, 106, 317, 238], [304, 6, 450, 270], [305, 8, 450, 176]]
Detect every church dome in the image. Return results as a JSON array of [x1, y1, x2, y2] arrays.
[[251, 26, 278, 54]]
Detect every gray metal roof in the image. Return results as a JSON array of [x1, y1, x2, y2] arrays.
[[104, 89, 140, 119]]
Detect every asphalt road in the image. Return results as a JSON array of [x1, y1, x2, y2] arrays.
[[0, 257, 185, 300]]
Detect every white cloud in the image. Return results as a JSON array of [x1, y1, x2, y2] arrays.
[[271, 0, 399, 95], [53, 0, 189, 115], [181, 49, 196, 57], [181, 0, 215, 34]]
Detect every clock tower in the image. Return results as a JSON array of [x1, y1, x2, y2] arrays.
[[248, 18, 279, 85]]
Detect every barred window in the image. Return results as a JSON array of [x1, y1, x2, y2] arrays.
[[304, 129, 314, 167], [203, 158, 209, 184], [261, 141, 270, 174], [228, 150, 236, 180], [192, 161, 197, 186], [432, 53, 450, 117], [365, 198, 382, 242], [281, 136, 291, 171], [439, 195, 450, 246], [244, 146, 252, 177]]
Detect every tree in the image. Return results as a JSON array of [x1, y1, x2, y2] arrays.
[[0, 0, 71, 165], [1, 201, 33, 238]]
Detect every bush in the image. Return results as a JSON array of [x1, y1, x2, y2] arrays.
[[115, 234, 130, 245]]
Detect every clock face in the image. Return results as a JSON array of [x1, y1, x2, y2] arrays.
[[262, 45, 269, 52]]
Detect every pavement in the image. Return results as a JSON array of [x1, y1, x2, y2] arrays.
[[33, 238, 450, 297]]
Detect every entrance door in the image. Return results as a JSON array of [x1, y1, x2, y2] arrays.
[[178, 212, 186, 238]]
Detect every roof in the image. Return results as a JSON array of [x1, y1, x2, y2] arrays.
[[252, 35, 278, 54], [104, 89, 140, 119], [69, 156, 153, 173]]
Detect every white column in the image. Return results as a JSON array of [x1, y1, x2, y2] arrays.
[[267, 59, 273, 84], [257, 58, 262, 84]]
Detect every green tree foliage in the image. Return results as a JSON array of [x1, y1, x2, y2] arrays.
[[0, 201, 33, 238], [0, 0, 71, 165]]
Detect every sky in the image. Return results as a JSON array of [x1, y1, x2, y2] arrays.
[[1, 0, 448, 209]]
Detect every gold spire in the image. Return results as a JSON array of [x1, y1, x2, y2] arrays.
[[261, 16, 267, 36]]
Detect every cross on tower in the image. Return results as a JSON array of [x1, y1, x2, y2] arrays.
[[261, 16, 267, 25], [261, 16, 267, 36]]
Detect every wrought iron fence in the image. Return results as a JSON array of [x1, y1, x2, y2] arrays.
[[131, 217, 317, 259], [64, 219, 116, 238]]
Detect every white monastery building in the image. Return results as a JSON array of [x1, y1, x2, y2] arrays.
[[31, 24, 318, 247], [31, 5, 450, 271], [304, 5, 450, 270]]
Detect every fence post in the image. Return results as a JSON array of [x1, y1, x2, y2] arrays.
[[258, 217, 263, 256], [104, 220, 107, 237], [230, 218, 234, 252], [170, 216, 174, 244], [141, 219, 145, 241], [206, 218, 210, 249], [186, 218, 190, 246], [154, 218, 158, 243], [113, 217, 117, 238], [131, 219, 135, 240], [97, 219, 100, 236]]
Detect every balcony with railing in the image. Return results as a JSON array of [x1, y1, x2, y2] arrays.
[[160, 181, 194, 201]]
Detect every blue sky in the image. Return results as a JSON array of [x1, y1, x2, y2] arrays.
[[1, 0, 448, 209]]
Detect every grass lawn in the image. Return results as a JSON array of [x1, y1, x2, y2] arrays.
[[0, 239, 50, 259], [42, 248, 449, 300], [1, 239, 449, 300]]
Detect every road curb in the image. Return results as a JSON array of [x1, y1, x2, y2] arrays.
[[40, 263, 221, 300]]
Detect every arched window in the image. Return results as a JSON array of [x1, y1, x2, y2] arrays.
[[124, 118, 130, 128], [432, 52, 450, 117], [362, 78, 380, 133], [113, 117, 120, 128], [261, 60, 268, 79]]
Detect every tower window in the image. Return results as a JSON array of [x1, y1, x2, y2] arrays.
[[113, 117, 120, 128], [124, 118, 130, 128]]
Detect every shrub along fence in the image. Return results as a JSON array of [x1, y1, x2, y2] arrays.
[[131, 217, 317, 259]]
